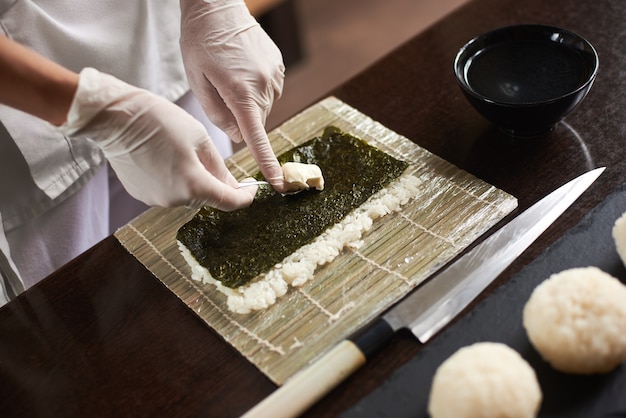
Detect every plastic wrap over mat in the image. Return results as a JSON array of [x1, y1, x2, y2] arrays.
[[114, 97, 517, 384]]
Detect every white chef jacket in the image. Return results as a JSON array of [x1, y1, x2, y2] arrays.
[[0, 0, 192, 303]]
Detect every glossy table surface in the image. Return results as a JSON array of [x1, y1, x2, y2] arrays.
[[1, 0, 624, 416]]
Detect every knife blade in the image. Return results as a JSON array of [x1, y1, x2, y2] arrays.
[[242, 167, 605, 418]]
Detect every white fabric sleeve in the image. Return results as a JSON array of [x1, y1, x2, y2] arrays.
[[0, 212, 25, 306]]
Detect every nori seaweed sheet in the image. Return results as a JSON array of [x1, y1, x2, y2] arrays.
[[177, 126, 409, 288]]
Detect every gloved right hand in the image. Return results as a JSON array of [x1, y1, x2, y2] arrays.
[[58, 67, 257, 211], [179, 0, 286, 192]]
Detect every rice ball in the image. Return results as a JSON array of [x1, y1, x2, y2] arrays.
[[428, 342, 542, 418], [523, 267, 626, 374], [612, 211, 626, 267]]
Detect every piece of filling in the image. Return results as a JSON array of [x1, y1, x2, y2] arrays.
[[282, 162, 324, 192], [176, 126, 409, 288]]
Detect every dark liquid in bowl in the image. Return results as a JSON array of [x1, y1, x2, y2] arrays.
[[466, 40, 589, 104]]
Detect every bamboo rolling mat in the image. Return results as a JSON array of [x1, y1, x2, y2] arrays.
[[114, 97, 517, 384]]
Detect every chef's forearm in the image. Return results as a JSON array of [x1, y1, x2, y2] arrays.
[[0, 35, 78, 126]]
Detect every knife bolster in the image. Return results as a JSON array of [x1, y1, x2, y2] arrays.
[[350, 318, 395, 359]]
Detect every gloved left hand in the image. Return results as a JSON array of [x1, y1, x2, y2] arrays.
[[58, 68, 257, 211], [180, 0, 287, 192]]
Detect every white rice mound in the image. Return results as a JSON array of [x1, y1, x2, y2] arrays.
[[612, 211, 626, 267], [523, 266, 626, 374], [178, 171, 421, 314], [428, 342, 542, 418]]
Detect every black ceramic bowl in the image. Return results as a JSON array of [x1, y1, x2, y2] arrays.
[[454, 24, 598, 137]]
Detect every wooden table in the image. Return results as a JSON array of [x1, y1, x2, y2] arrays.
[[1, 0, 624, 416]]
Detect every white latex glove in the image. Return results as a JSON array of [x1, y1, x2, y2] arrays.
[[180, 0, 287, 192], [58, 68, 257, 211]]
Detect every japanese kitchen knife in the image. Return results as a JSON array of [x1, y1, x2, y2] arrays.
[[243, 167, 605, 418]]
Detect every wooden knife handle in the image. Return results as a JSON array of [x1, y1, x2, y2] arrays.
[[242, 318, 395, 417], [242, 340, 366, 418]]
